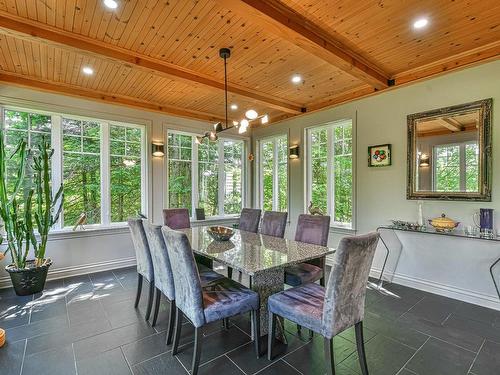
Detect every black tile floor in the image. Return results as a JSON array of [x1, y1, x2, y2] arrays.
[[1, 266, 500, 375]]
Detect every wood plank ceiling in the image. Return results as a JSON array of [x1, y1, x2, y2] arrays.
[[0, 0, 498, 125]]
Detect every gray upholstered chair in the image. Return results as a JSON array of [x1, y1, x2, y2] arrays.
[[162, 227, 261, 375], [143, 221, 225, 338], [284, 214, 331, 287], [127, 218, 155, 321], [163, 208, 191, 229], [260, 211, 288, 238], [268, 232, 380, 375], [238, 208, 261, 233]]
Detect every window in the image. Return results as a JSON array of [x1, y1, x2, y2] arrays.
[[166, 131, 245, 217], [2, 107, 147, 229], [306, 120, 353, 228], [258, 135, 288, 211], [433, 141, 479, 192]]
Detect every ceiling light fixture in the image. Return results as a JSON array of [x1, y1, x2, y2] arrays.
[[413, 18, 429, 29], [82, 66, 94, 75], [261, 115, 269, 125], [103, 0, 118, 9], [245, 109, 258, 120], [291, 74, 302, 84], [230, 104, 238, 111]]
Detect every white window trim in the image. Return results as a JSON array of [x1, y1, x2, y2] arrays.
[[1, 105, 149, 230], [304, 119, 356, 230], [256, 134, 288, 211], [165, 129, 247, 219]]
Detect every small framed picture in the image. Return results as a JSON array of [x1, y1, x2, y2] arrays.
[[368, 144, 391, 167]]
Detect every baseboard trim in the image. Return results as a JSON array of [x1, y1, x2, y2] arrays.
[[0, 257, 137, 289], [370, 267, 500, 311]]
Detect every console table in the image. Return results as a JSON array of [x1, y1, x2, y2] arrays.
[[374, 225, 500, 301]]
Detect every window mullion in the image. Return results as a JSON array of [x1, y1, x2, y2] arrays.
[[101, 122, 111, 226], [192, 137, 199, 219], [326, 127, 334, 218], [218, 140, 225, 216], [51, 115, 63, 230], [272, 139, 279, 211], [460, 143, 466, 191]]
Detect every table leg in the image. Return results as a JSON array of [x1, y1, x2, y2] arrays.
[[490, 256, 500, 301], [250, 268, 284, 338]]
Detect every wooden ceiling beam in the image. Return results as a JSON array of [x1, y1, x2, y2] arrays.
[[0, 72, 226, 123], [218, 0, 389, 90], [0, 12, 303, 114]]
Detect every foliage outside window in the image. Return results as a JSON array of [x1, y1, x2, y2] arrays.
[[2, 107, 146, 229], [433, 142, 479, 192], [167, 131, 245, 217], [258, 135, 288, 212], [306, 120, 353, 228]]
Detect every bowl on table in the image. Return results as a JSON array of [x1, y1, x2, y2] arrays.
[[207, 226, 235, 241]]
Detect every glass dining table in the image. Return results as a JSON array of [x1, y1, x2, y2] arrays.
[[180, 226, 336, 337]]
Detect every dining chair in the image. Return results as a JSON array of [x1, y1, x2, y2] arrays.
[[128, 218, 155, 321], [162, 227, 261, 375], [163, 208, 191, 229], [143, 221, 225, 338], [260, 211, 288, 238], [284, 214, 331, 287], [268, 232, 380, 375], [238, 208, 262, 232]]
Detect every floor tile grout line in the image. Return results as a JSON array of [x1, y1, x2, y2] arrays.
[[467, 338, 486, 374], [224, 354, 248, 375], [395, 336, 430, 375], [18, 338, 28, 375], [281, 358, 304, 374], [119, 345, 135, 374], [174, 354, 190, 374]]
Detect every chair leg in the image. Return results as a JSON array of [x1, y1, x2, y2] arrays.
[[309, 329, 314, 339], [324, 337, 336, 375], [192, 327, 202, 375], [297, 324, 302, 334], [134, 274, 143, 308], [145, 281, 155, 321], [355, 322, 369, 375], [222, 318, 229, 329], [152, 287, 161, 327], [171, 307, 183, 355], [320, 276, 325, 287], [166, 300, 176, 345], [251, 310, 261, 358], [227, 267, 233, 279], [238, 270, 243, 282], [267, 311, 277, 361]]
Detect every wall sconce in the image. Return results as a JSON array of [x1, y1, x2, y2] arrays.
[[419, 153, 430, 167], [152, 142, 165, 157], [289, 144, 300, 159]]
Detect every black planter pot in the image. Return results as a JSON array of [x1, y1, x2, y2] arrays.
[[5, 259, 52, 296]]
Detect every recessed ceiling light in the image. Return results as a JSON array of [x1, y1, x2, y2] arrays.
[[291, 74, 302, 84], [245, 109, 258, 120], [103, 0, 118, 9], [230, 104, 238, 111], [82, 66, 94, 75], [413, 18, 429, 29]]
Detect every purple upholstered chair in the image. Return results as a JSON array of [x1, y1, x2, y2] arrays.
[[260, 211, 288, 238], [128, 218, 155, 321], [163, 208, 190, 229], [285, 214, 331, 287], [268, 232, 380, 375], [238, 208, 262, 233]]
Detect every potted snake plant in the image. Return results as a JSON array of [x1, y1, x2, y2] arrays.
[[1, 132, 63, 296]]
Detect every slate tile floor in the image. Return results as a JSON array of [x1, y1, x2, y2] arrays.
[[1, 266, 499, 375]]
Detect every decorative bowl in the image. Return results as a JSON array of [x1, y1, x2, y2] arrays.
[[428, 213, 459, 232], [207, 226, 235, 241]]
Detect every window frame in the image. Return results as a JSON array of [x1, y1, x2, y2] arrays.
[[432, 140, 479, 192], [304, 119, 355, 230], [0, 105, 148, 230], [256, 133, 289, 212], [165, 129, 246, 219]]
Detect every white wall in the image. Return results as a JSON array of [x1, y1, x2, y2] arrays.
[[0, 85, 244, 287], [252, 60, 500, 310]]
